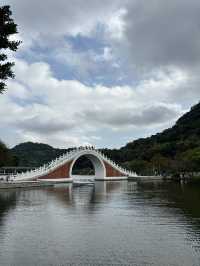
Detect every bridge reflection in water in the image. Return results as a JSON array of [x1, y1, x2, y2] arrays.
[[0, 181, 200, 266], [44, 181, 124, 209]]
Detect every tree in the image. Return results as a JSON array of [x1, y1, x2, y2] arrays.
[[0, 5, 21, 93], [183, 148, 200, 173], [0, 140, 17, 167]]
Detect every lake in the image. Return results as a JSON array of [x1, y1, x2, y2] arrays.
[[0, 180, 200, 266]]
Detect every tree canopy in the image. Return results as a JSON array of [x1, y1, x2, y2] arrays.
[[0, 140, 17, 167], [0, 5, 21, 93]]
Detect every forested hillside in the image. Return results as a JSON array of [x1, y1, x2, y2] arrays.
[[11, 142, 68, 167]]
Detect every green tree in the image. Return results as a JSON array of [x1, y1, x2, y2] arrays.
[[183, 148, 200, 173], [0, 140, 15, 166], [0, 5, 21, 93]]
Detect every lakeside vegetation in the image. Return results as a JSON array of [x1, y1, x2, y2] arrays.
[[0, 102, 200, 179]]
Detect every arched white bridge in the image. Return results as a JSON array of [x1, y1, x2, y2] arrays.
[[12, 147, 137, 182]]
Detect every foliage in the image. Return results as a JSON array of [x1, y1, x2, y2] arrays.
[[11, 142, 69, 167], [0, 140, 17, 167], [0, 5, 21, 93], [182, 148, 200, 172]]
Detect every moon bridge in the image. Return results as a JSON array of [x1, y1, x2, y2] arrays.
[[12, 147, 137, 182]]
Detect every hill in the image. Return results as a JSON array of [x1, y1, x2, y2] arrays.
[[11, 142, 68, 167]]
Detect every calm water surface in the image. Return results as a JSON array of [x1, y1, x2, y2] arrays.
[[0, 181, 200, 266]]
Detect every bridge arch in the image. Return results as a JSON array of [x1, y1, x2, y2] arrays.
[[69, 151, 106, 179]]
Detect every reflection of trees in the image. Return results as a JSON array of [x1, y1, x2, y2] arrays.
[[0, 190, 18, 226], [45, 185, 73, 207], [135, 181, 200, 229]]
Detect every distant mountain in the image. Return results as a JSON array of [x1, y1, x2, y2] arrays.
[[11, 142, 68, 167], [3, 102, 200, 175]]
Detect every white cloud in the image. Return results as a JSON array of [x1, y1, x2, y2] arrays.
[[106, 8, 127, 40], [93, 47, 113, 62], [0, 58, 192, 148]]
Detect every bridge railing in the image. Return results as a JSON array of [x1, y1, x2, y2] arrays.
[[95, 149, 137, 177], [12, 148, 81, 180]]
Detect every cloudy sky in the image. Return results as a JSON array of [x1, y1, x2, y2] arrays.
[[1, 0, 200, 148]]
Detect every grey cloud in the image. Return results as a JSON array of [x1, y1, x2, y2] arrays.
[[123, 0, 200, 69], [80, 105, 180, 128], [15, 116, 76, 135], [6, 0, 123, 38]]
